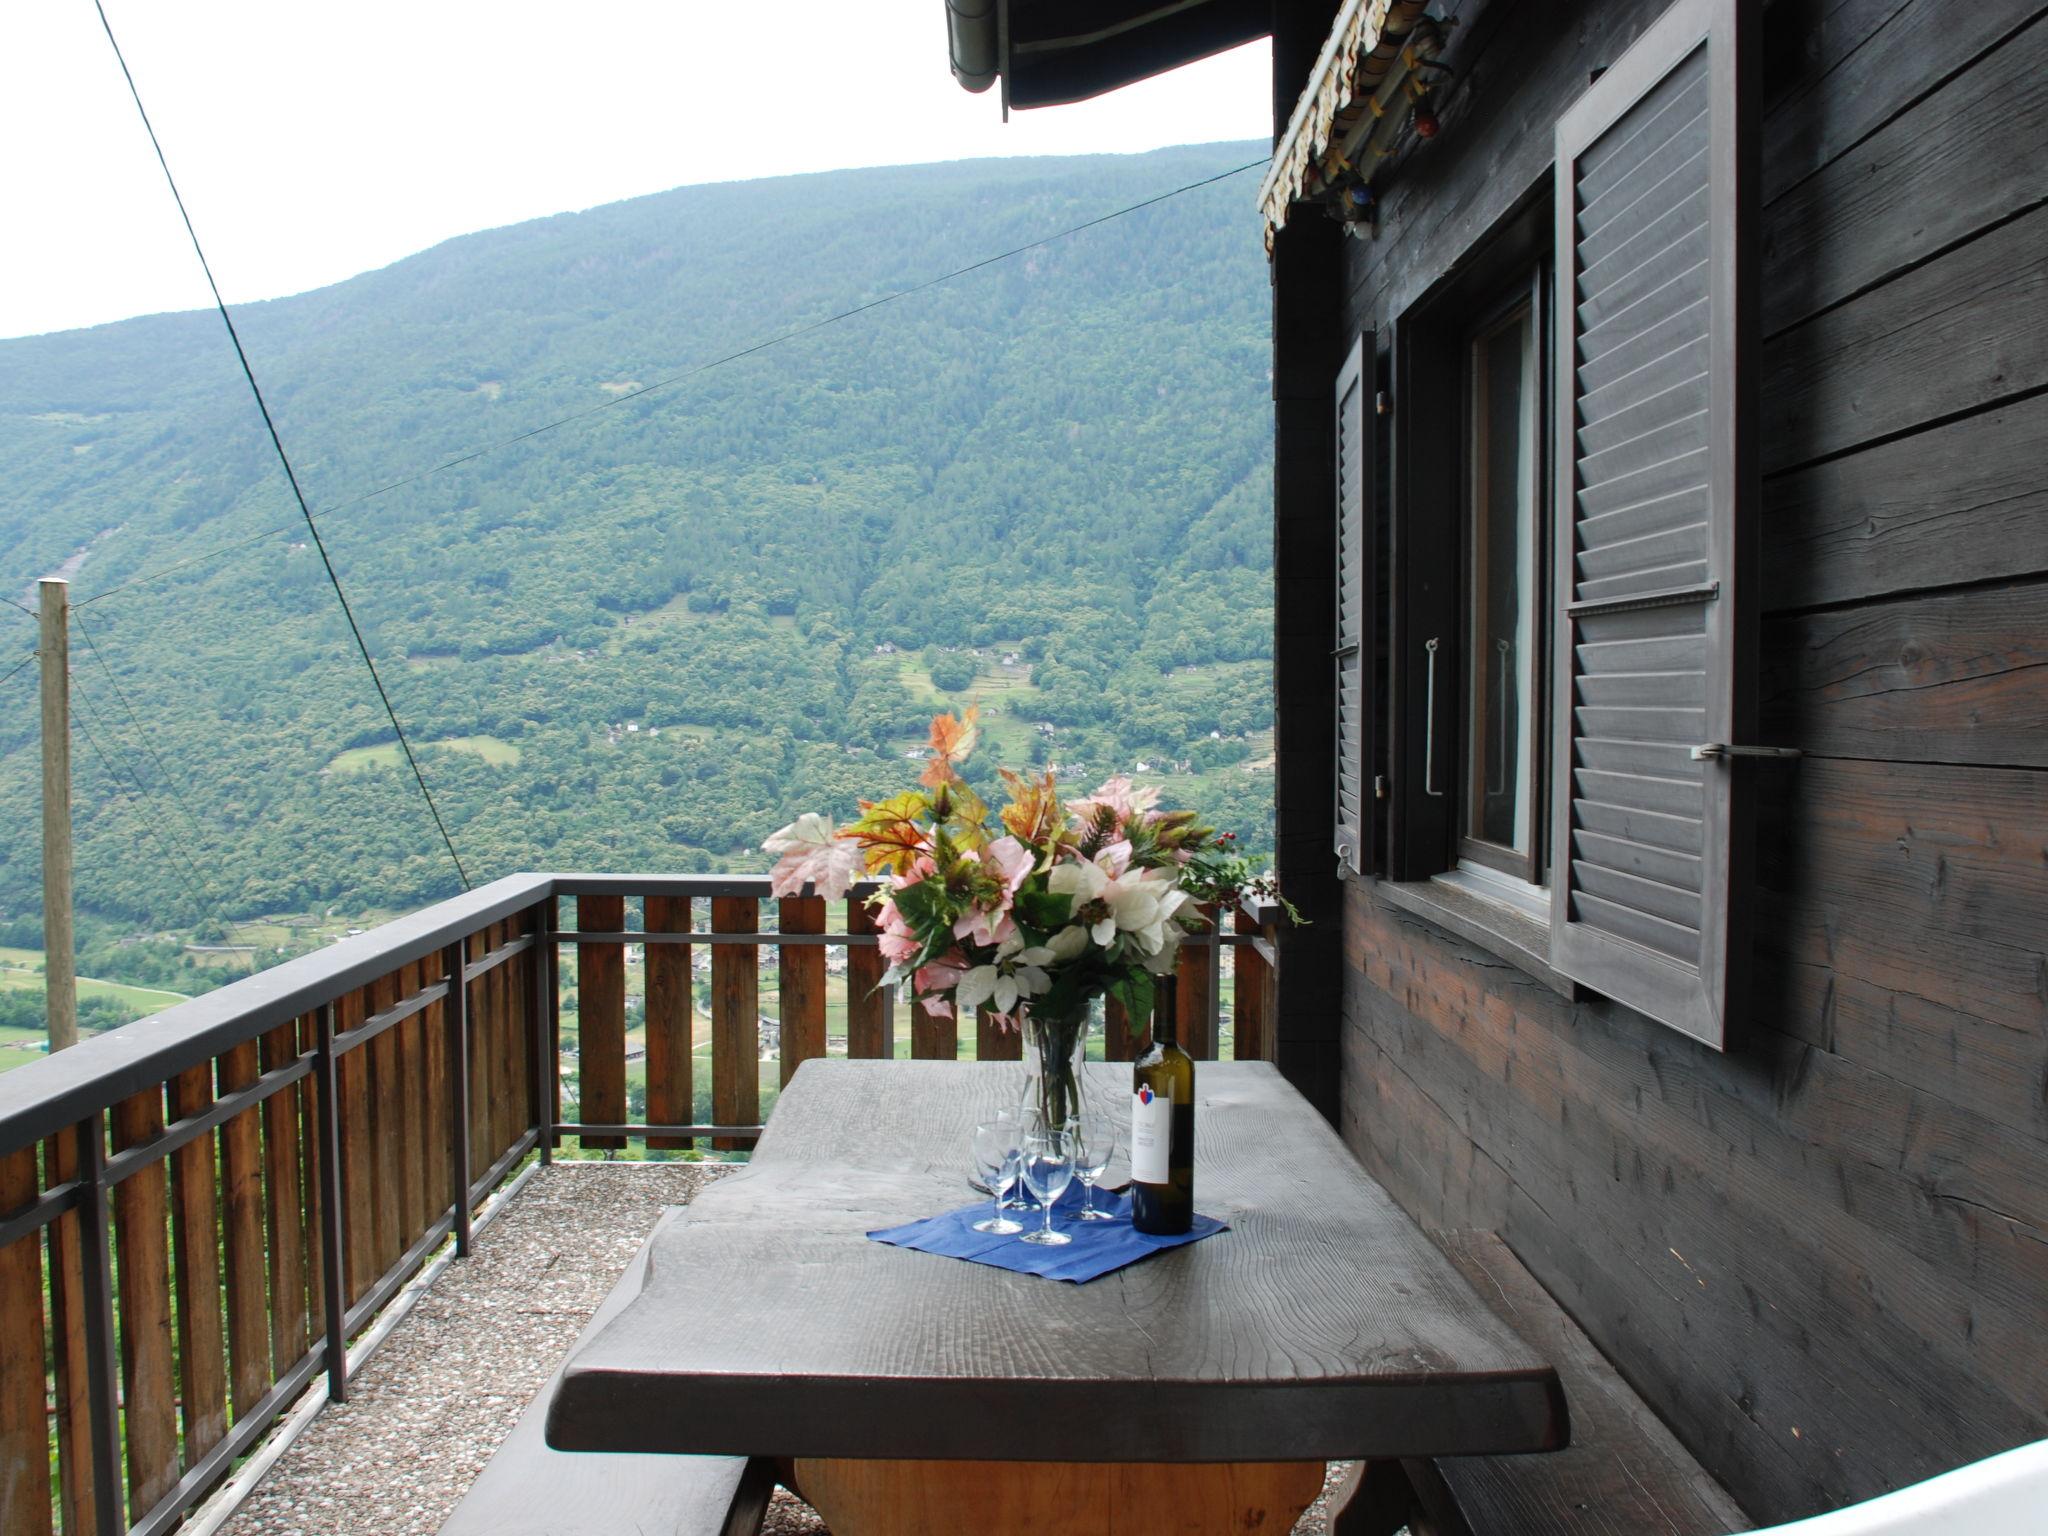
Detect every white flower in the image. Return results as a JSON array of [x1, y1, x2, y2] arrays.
[[1050, 854, 1194, 954], [1044, 924, 1091, 962], [957, 958, 1051, 1015]]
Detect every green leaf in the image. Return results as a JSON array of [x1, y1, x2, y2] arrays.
[[892, 880, 957, 946], [1014, 886, 1072, 933], [1108, 968, 1153, 1030]]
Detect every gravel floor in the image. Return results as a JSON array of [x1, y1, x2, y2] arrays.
[[213, 1161, 1364, 1535]]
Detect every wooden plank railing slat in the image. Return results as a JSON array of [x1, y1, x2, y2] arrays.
[[575, 897, 627, 1151], [710, 897, 759, 1150], [1232, 908, 1270, 1062], [336, 986, 374, 1308], [111, 1086, 180, 1515], [777, 896, 827, 1086], [645, 895, 694, 1150], [477, 928, 504, 1168], [42, 1132, 97, 1536], [502, 920, 530, 1164], [1103, 995, 1138, 1062], [259, 1021, 308, 1377], [166, 1063, 229, 1466], [544, 899, 563, 1146], [844, 899, 892, 1060], [976, 1004, 1021, 1062], [466, 932, 492, 1177], [1176, 905, 1216, 1061], [215, 1040, 268, 1417], [0, 1145, 52, 1536], [367, 969, 404, 1278], [499, 920, 522, 1160], [420, 961, 452, 1230], [294, 1012, 328, 1345], [391, 962, 426, 1253], [483, 926, 510, 1169], [912, 998, 957, 1060]]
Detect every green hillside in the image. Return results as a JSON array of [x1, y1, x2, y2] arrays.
[[0, 144, 1275, 952]]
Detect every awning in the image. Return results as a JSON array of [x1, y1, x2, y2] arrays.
[[946, 0, 1271, 113], [1258, 0, 1437, 249]]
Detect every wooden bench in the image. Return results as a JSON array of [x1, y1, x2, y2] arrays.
[[439, 1209, 773, 1536], [1336, 1231, 1752, 1536]]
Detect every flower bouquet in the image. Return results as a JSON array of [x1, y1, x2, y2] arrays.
[[762, 708, 1283, 1130]]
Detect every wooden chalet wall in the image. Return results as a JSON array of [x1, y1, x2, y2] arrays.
[[1310, 0, 2048, 1522]]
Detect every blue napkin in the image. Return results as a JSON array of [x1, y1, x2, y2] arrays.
[[867, 1182, 1226, 1283]]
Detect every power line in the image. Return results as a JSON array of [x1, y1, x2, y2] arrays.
[[3, 596, 34, 618], [0, 650, 36, 690], [70, 610, 261, 954], [90, 0, 469, 891], [72, 156, 1266, 611]]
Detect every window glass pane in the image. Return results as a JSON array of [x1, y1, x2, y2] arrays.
[[1466, 301, 1538, 857]]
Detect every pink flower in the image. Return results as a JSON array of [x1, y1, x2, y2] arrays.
[[953, 905, 1017, 949], [889, 855, 937, 889], [1069, 775, 1160, 838], [914, 958, 969, 1018], [983, 836, 1032, 897]]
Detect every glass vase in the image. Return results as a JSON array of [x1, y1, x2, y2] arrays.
[[1020, 1000, 1092, 1134]]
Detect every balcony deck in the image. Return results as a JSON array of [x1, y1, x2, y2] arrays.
[[0, 875, 1299, 1536], [204, 1161, 1354, 1536]]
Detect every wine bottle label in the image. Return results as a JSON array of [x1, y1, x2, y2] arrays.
[[1130, 1085, 1172, 1184]]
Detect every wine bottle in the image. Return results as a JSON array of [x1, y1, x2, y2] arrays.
[[1130, 973, 1194, 1235]]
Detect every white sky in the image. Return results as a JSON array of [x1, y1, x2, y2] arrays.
[[0, 1, 1272, 340]]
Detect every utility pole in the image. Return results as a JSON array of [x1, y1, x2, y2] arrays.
[[40, 577, 77, 1052]]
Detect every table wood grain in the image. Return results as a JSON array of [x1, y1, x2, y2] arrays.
[[546, 1060, 1566, 1464]]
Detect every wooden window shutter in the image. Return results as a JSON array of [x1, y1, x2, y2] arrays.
[[1334, 332, 1373, 875], [1548, 0, 1757, 1047]]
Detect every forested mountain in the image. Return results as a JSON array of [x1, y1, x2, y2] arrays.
[[0, 143, 1275, 947]]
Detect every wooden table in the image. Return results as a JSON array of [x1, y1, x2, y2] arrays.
[[546, 1061, 1565, 1535]]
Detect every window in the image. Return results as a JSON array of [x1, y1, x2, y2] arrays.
[[1379, 191, 1554, 895], [1349, 0, 1758, 1047], [1333, 334, 1371, 876], [1461, 274, 1547, 883]]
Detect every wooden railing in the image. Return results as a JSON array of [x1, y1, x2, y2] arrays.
[[0, 873, 1282, 1536]]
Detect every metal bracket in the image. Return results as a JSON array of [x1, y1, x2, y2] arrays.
[[1690, 743, 1803, 762]]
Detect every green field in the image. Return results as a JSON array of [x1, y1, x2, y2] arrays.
[[0, 957, 189, 1073], [895, 646, 1044, 763], [328, 735, 523, 773], [0, 951, 188, 1012]]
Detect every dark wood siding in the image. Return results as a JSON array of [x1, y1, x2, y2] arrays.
[[1312, 0, 2048, 1522]]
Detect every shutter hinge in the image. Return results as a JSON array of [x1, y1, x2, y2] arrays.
[[1374, 774, 1388, 800], [1375, 390, 1391, 417]]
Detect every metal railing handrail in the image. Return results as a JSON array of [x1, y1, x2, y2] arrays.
[[0, 873, 552, 1153]]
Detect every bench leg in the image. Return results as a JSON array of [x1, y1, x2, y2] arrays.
[[791, 1456, 1325, 1535], [1328, 1460, 1419, 1536], [723, 1457, 776, 1536]]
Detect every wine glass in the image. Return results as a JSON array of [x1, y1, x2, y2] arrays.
[[1020, 1121, 1076, 1247], [972, 1119, 1023, 1235], [1073, 1106, 1117, 1221]]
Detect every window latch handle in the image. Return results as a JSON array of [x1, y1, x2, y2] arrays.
[[1423, 637, 1444, 797], [1690, 743, 1803, 762]]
